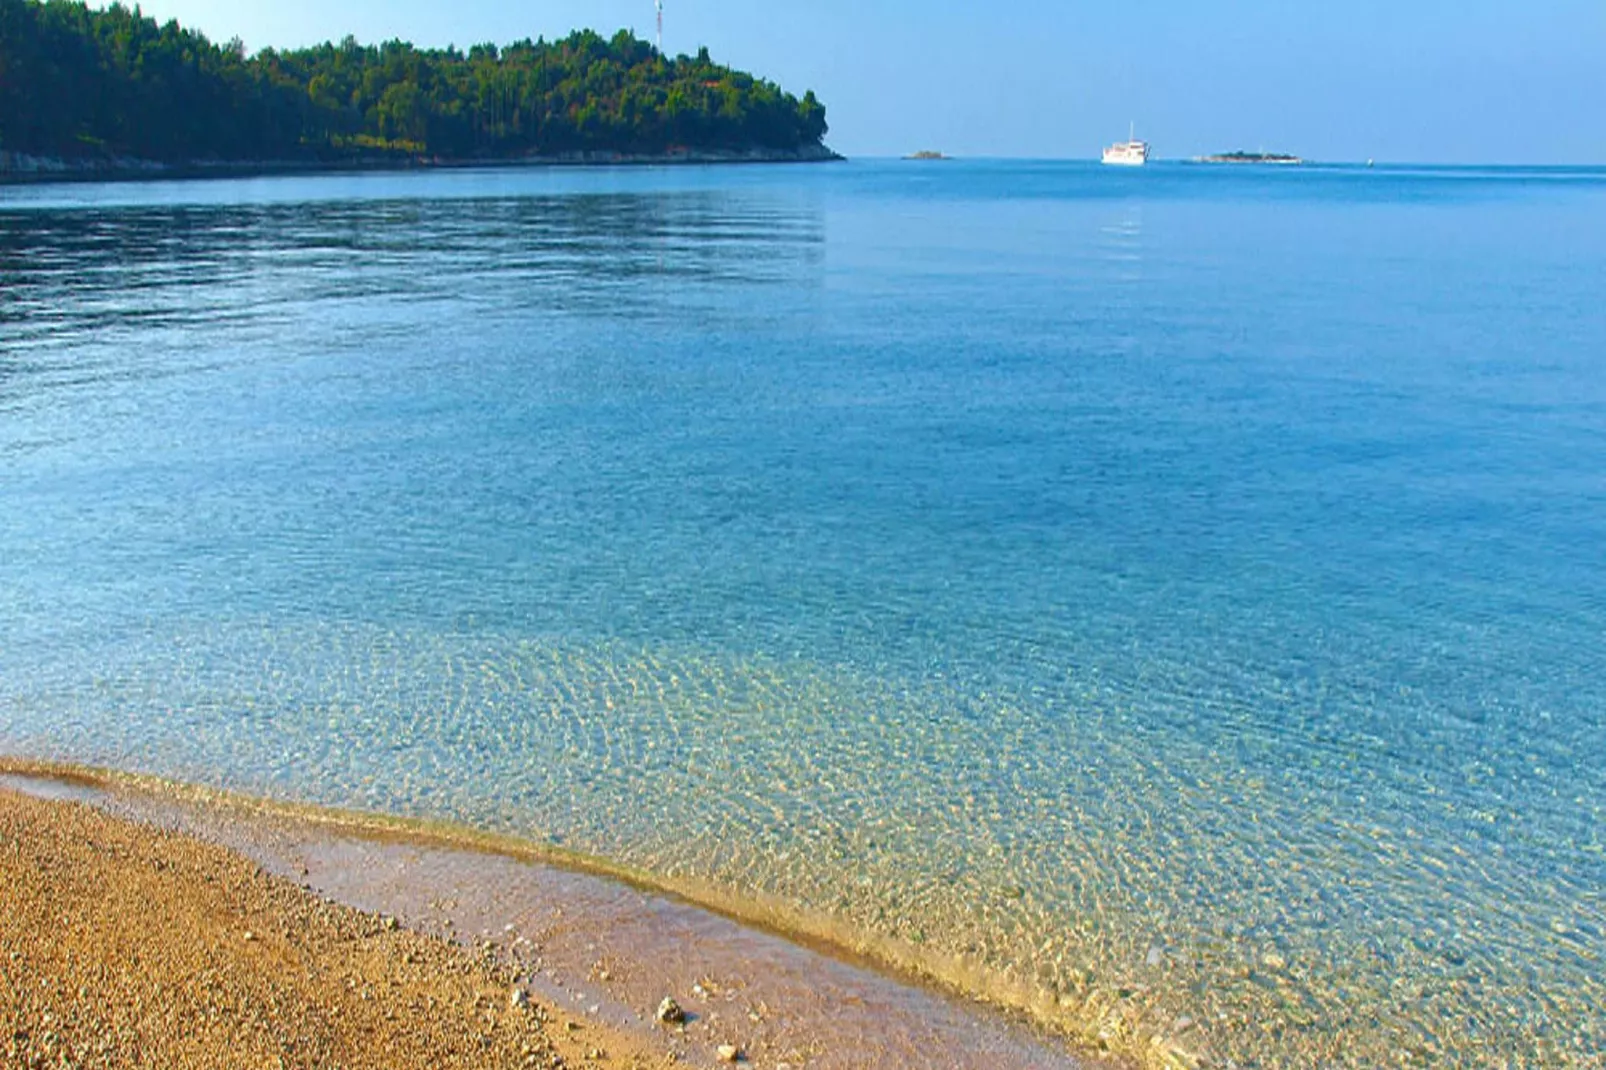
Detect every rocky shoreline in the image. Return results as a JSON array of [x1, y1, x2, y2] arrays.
[[0, 144, 843, 185]]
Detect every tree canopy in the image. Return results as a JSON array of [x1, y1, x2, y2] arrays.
[[0, 0, 830, 163]]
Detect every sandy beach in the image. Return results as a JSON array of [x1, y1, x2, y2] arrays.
[[0, 787, 674, 1070], [0, 770, 1085, 1070]]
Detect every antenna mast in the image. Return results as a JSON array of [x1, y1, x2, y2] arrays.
[[656, 0, 664, 53]]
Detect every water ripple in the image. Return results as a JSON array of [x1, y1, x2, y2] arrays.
[[3, 162, 1605, 1067]]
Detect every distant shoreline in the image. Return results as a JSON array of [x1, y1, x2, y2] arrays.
[[1191, 151, 1304, 165], [0, 144, 844, 187]]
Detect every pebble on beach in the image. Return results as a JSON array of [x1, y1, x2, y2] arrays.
[[716, 1043, 743, 1062], [656, 996, 686, 1024]]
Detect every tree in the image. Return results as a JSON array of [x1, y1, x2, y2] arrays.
[[377, 81, 425, 145], [0, 1, 832, 164]]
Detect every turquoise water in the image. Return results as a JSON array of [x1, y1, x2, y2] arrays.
[[2, 161, 1604, 1066]]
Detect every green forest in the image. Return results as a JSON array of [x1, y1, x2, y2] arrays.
[[0, 0, 830, 164]]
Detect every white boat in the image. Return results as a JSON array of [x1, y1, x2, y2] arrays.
[[1102, 124, 1151, 167]]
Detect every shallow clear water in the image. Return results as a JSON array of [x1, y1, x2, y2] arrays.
[[3, 161, 1604, 1067]]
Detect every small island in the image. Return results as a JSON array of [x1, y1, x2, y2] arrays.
[[1194, 151, 1304, 165], [904, 150, 951, 161], [0, 0, 836, 181]]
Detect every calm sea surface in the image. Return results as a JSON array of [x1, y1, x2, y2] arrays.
[[3, 161, 1604, 1066]]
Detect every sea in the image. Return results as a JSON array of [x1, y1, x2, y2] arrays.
[[2, 160, 1603, 1067]]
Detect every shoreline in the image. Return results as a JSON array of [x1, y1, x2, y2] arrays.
[[0, 785, 670, 1070], [0, 760, 1094, 1069], [0, 145, 845, 187]]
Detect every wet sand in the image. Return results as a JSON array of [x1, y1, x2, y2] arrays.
[[0, 769, 1090, 1069]]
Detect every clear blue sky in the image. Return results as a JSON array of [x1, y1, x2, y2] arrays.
[[120, 0, 1605, 164]]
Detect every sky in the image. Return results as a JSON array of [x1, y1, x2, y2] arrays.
[[117, 1, 1606, 165]]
